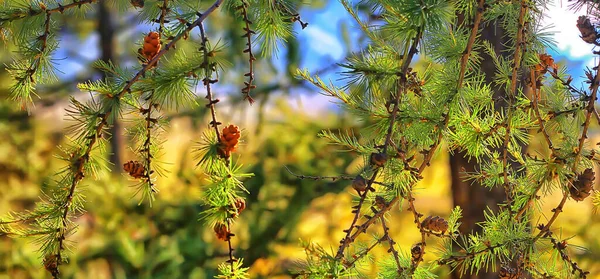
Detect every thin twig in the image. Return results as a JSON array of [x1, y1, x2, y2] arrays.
[[380, 216, 403, 274], [198, 22, 222, 140], [501, 1, 528, 214], [226, 220, 236, 271], [238, 1, 256, 104], [545, 232, 589, 278], [158, 0, 169, 34]]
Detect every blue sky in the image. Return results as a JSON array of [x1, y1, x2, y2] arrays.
[[52, 1, 597, 103]]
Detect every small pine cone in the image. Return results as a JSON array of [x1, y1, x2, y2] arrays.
[[374, 195, 386, 209], [123, 160, 146, 179], [141, 32, 161, 61], [570, 168, 595, 201], [43, 254, 60, 277], [577, 16, 598, 44], [421, 215, 449, 233], [535, 53, 556, 74], [498, 266, 518, 279], [410, 244, 423, 263], [370, 152, 388, 168], [233, 197, 246, 216], [219, 124, 241, 158], [352, 175, 367, 192], [214, 223, 230, 241]]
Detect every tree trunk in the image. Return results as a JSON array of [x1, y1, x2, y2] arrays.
[[449, 20, 510, 279], [97, 2, 122, 171]]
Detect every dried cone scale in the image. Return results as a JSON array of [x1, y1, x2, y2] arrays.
[[570, 168, 595, 201]]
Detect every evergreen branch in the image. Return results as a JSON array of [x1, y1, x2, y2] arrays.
[[501, 0, 528, 212], [198, 22, 222, 140], [457, 0, 485, 89], [237, 1, 256, 104], [42, 2, 226, 276], [544, 231, 589, 278], [437, 243, 500, 266], [0, 0, 97, 24], [8, 10, 52, 110], [534, 52, 600, 242], [515, 66, 557, 220], [344, 233, 387, 270], [533, 73, 565, 153], [338, 3, 488, 269], [335, 26, 424, 260]]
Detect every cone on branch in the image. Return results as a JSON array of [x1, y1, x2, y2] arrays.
[[138, 31, 161, 67], [214, 223, 230, 241], [570, 168, 595, 201], [232, 197, 246, 217], [352, 175, 367, 192], [370, 152, 388, 168], [218, 124, 241, 159], [421, 215, 448, 234], [576, 16, 598, 44], [123, 160, 146, 179]]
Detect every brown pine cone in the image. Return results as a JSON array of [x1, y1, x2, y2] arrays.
[[570, 168, 595, 201], [421, 215, 449, 233], [214, 223, 230, 241], [577, 16, 598, 44], [411, 244, 423, 263], [352, 175, 367, 192], [233, 197, 246, 217], [123, 160, 146, 179], [370, 152, 388, 168]]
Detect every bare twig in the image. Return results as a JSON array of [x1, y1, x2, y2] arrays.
[[237, 1, 256, 104]]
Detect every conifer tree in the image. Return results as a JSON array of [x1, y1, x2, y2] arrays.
[[293, 0, 599, 278], [1, 0, 600, 278]]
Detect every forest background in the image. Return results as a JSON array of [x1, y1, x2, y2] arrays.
[[0, 0, 599, 278]]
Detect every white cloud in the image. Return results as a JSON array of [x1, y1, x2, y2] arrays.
[[302, 26, 344, 60]]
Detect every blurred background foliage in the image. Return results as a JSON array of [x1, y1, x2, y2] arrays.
[[1, 1, 600, 278]]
